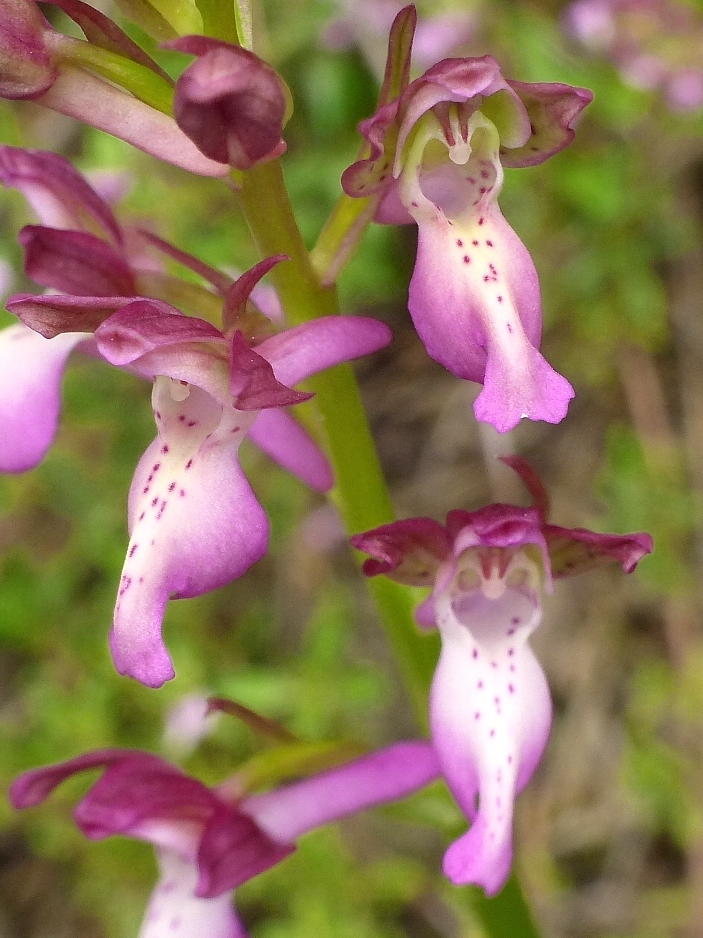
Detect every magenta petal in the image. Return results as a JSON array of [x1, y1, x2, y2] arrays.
[[544, 524, 653, 578], [243, 741, 440, 842], [95, 301, 224, 365], [230, 331, 312, 410], [19, 225, 136, 295], [222, 255, 287, 329], [9, 749, 142, 808], [502, 81, 594, 168], [257, 316, 392, 386], [0, 146, 122, 241], [351, 518, 451, 585], [8, 292, 137, 338], [110, 383, 268, 687], [248, 409, 333, 492], [142, 849, 248, 938], [196, 809, 294, 896], [0, 324, 86, 472]]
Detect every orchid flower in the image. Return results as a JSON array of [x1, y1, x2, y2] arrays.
[[1, 148, 392, 686], [4, 277, 390, 687], [10, 741, 440, 937], [0, 0, 228, 174], [351, 457, 652, 895], [343, 6, 593, 433]]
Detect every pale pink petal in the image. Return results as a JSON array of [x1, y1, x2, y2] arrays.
[[257, 316, 392, 386], [430, 583, 551, 895], [409, 206, 573, 432], [38, 67, 229, 177], [141, 850, 248, 938], [0, 323, 86, 472], [110, 380, 267, 687], [248, 408, 333, 492], [243, 741, 440, 841]]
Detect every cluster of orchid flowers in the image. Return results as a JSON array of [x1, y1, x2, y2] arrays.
[[1, 2, 653, 935]]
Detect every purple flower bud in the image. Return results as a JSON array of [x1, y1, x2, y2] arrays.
[[0, 0, 56, 99], [168, 37, 287, 169]]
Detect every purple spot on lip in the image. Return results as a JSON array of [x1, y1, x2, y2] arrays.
[[456, 239, 463, 247], [187, 421, 197, 427], [168, 482, 176, 492], [474, 712, 481, 719], [161, 445, 169, 454], [463, 255, 471, 264], [478, 217, 485, 225], [472, 648, 478, 659], [508, 683, 515, 694], [129, 544, 138, 558], [511, 617, 520, 624], [185, 459, 193, 470], [138, 511, 145, 521]]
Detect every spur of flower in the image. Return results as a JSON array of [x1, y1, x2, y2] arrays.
[[343, 6, 593, 433], [351, 457, 652, 894], [0, 148, 391, 688], [10, 740, 440, 937]]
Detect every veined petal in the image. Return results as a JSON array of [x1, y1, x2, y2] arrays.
[[243, 741, 440, 842], [230, 330, 312, 410], [248, 408, 333, 492], [9, 748, 147, 808], [8, 292, 137, 338], [0, 324, 86, 472], [544, 524, 653, 578], [110, 380, 267, 687], [502, 82, 593, 168], [429, 568, 550, 895], [350, 518, 451, 585], [257, 316, 392, 387], [0, 146, 122, 241], [141, 850, 248, 938], [196, 808, 294, 896], [19, 225, 136, 295], [95, 301, 224, 365]]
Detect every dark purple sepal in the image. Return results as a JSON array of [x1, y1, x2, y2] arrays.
[[7, 292, 138, 338], [43, 0, 171, 81], [73, 757, 215, 839], [9, 749, 151, 809], [230, 330, 312, 410], [196, 807, 294, 897], [445, 503, 546, 551], [222, 254, 287, 334], [0, 0, 56, 99], [350, 518, 451, 585], [501, 81, 594, 168], [0, 146, 122, 243], [95, 300, 224, 365], [168, 36, 287, 169], [19, 226, 136, 296], [544, 524, 653, 579]]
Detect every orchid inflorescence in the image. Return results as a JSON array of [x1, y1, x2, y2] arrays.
[[1, 3, 653, 936]]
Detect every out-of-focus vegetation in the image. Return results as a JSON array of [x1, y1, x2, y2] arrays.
[[1, 1, 702, 936]]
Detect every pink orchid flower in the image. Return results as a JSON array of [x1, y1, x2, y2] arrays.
[[343, 6, 593, 432], [352, 457, 652, 894], [11, 741, 440, 937]]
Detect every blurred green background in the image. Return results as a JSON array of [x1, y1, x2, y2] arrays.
[[1, 1, 702, 936]]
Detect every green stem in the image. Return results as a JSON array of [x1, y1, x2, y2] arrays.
[[310, 192, 377, 286], [235, 162, 436, 710]]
